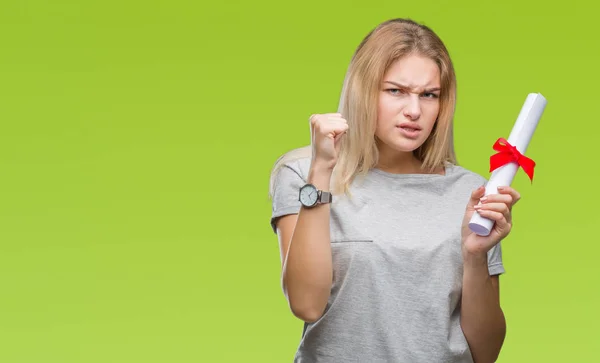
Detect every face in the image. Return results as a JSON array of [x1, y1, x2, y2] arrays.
[[375, 54, 441, 156]]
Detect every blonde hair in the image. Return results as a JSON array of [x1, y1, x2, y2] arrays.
[[269, 18, 458, 197]]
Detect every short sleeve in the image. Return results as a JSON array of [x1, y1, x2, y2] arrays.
[[487, 242, 505, 276], [270, 162, 307, 233]]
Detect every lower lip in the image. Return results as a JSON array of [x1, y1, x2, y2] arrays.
[[397, 127, 421, 139]]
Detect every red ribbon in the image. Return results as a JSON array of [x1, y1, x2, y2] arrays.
[[489, 138, 536, 182]]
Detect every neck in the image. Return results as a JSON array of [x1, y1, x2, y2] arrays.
[[375, 144, 445, 175], [375, 154, 422, 174]]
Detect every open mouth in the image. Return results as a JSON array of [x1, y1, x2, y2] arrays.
[[397, 126, 421, 138], [399, 126, 420, 131]]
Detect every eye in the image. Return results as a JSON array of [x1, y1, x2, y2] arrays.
[[422, 92, 439, 99], [385, 88, 405, 96]]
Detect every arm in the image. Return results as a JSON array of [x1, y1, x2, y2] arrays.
[[275, 163, 334, 323], [460, 250, 506, 363]]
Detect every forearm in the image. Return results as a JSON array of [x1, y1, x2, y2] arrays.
[[460, 250, 506, 363], [282, 164, 333, 322]]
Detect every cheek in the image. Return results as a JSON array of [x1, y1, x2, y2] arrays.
[[376, 98, 388, 132], [377, 98, 387, 118], [423, 103, 440, 127], [377, 97, 398, 120]]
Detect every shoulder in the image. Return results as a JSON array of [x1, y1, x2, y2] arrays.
[[271, 146, 312, 177], [448, 163, 489, 187], [268, 146, 312, 196]]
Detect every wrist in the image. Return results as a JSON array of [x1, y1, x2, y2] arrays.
[[462, 247, 488, 268], [308, 162, 334, 191], [310, 158, 335, 173]]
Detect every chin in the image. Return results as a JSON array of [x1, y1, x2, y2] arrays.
[[383, 138, 425, 153]]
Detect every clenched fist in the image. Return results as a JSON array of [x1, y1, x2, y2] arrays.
[[309, 113, 348, 170]]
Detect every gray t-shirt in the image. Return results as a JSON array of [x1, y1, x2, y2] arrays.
[[270, 156, 505, 363]]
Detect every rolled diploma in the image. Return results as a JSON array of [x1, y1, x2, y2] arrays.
[[468, 93, 547, 236]]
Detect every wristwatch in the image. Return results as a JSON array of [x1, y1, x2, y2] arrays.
[[298, 183, 332, 208]]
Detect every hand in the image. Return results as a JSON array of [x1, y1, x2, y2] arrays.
[[461, 185, 521, 256], [309, 113, 348, 170]]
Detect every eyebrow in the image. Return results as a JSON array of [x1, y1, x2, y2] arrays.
[[383, 81, 441, 93]]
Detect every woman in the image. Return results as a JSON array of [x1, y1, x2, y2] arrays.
[[269, 18, 518, 363]]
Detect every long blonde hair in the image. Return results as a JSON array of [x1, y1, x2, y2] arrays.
[[269, 18, 458, 197]]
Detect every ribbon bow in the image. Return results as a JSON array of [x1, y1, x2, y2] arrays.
[[489, 138, 536, 182]]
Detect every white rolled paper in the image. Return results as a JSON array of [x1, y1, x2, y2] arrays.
[[468, 93, 547, 236]]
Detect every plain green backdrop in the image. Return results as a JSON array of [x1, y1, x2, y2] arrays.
[[0, 0, 597, 362]]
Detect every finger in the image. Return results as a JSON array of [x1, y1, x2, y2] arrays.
[[497, 186, 521, 206], [480, 194, 513, 206], [311, 116, 347, 130], [313, 119, 347, 131], [477, 208, 512, 234], [334, 131, 346, 144], [310, 113, 343, 122], [321, 122, 349, 139], [320, 120, 348, 131], [474, 208, 505, 221], [325, 116, 347, 124], [475, 202, 512, 224], [466, 186, 486, 210]]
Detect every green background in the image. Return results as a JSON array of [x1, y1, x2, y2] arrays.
[[0, 0, 597, 362]]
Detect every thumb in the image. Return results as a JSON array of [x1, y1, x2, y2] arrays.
[[466, 185, 486, 210], [334, 130, 346, 148]]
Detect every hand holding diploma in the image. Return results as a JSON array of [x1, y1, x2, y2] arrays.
[[461, 93, 547, 255]]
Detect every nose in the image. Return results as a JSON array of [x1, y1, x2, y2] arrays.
[[403, 94, 421, 120]]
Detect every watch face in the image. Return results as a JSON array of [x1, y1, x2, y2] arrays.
[[299, 184, 318, 207]]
